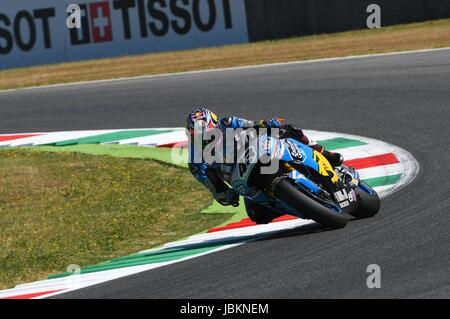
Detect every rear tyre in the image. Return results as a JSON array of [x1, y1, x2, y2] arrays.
[[274, 179, 349, 229], [244, 198, 284, 224], [350, 186, 381, 219]]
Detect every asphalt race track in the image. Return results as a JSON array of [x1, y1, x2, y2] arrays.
[[1, 49, 450, 298]]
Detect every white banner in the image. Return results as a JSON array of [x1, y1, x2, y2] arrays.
[[0, 0, 249, 69]]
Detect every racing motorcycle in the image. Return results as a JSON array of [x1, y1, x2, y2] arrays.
[[222, 129, 381, 229]]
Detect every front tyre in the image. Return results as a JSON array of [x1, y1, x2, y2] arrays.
[[350, 185, 381, 219], [274, 179, 349, 229]]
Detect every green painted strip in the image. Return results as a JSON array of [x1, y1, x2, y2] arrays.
[[317, 137, 367, 150], [363, 173, 402, 188], [46, 130, 174, 146], [83, 249, 210, 271], [48, 243, 226, 279]]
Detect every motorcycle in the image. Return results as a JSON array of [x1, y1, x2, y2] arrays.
[[223, 130, 381, 229]]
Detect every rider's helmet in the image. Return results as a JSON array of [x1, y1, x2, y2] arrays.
[[186, 107, 220, 136]]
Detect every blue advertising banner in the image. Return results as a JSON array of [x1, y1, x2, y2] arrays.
[[0, 0, 249, 69]]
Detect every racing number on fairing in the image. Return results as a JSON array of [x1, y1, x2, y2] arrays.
[[313, 151, 339, 183]]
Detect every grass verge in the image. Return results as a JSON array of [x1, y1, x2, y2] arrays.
[[1, 19, 450, 90], [0, 148, 232, 289]]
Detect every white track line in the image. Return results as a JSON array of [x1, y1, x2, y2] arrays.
[[0, 130, 117, 147], [1, 47, 449, 94], [111, 130, 187, 146], [139, 219, 313, 254], [0, 128, 182, 147]]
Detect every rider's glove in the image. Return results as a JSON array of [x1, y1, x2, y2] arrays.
[[258, 117, 284, 128], [322, 150, 344, 167], [215, 189, 239, 207]]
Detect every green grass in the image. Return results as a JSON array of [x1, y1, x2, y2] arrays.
[[0, 149, 232, 289]]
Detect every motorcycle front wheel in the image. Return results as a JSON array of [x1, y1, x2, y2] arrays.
[[274, 179, 349, 229]]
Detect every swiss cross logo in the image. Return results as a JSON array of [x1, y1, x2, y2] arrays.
[[89, 2, 112, 43], [69, 1, 113, 45]]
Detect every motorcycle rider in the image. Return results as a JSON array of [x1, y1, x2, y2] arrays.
[[186, 107, 344, 224]]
